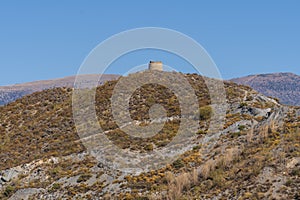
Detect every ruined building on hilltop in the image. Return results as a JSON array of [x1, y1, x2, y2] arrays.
[[148, 61, 163, 71]]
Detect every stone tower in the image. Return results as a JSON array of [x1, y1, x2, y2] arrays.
[[148, 61, 163, 71]]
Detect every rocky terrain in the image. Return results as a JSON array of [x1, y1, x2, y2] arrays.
[[0, 71, 299, 199], [231, 72, 300, 106], [0, 74, 119, 106]]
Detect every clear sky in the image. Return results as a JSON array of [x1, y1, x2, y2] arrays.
[[0, 0, 299, 86]]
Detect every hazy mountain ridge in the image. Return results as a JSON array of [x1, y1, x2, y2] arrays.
[[0, 71, 299, 199], [231, 72, 300, 106], [0, 74, 120, 106]]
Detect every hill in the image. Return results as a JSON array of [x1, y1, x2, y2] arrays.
[[0, 74, 119, 105], [0, 71, 299, 199], [231, 72, 300, 106]]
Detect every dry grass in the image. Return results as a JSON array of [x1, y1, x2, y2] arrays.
[[259, 124, 269, 143], [165, 146, 240, 199], [200, 159, 216, 179], [166, 172, 192, 200], [246, 124, 254, 143], [221, 147, 239, 167]]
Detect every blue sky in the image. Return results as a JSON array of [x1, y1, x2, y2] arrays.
[[0, 0, 299, 85]]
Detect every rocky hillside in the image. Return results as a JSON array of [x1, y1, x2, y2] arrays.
[[0, 71, 299, 199], [231, 72, 300, 106], [0, 74, 119, 106]]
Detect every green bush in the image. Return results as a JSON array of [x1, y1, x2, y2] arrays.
[[193, 145, 201, 150], [49, 183, 62, 192], [238, 125, 246, 131], [172, 159, 184, 169], [199, 106, 213, 120], [144, 143, 154, 151], [3, 185, 15, 197], [196, 129, 207, 135]]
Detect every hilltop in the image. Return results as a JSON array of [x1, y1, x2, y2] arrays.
[[0, 71, 299, 199], [231, 72, 300, 106]]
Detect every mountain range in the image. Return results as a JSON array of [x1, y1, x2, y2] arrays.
[[231, 72, 300, 106], [0, 74, 119, 106]]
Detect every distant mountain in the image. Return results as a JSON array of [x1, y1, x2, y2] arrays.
[[231, 72, 300, 106], [0, 74, 120, 105]]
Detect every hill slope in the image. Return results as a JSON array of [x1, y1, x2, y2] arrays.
[[231, 72, 300, 106], [0, 74, 119, 105], [0, 71, 299, 199]]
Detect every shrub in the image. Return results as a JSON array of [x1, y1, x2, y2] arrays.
[[199, 106, 212, 120], [49, 183, 61, 192], [3, 185, 15, 197], [144, 143, 154, 151], [77, 173, 92, 183], [172, 159, 184, 169], [246, 96, 253, 101], [239, 102, 248, 108], [285, 179, 293, 186], [196, 129, 207, 135], [291, 168, 300, 176], [238, 125, 246, 131], [192, 145, 201, 151], [230, 131, 241, 138]]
